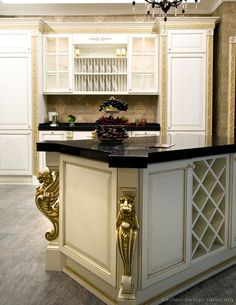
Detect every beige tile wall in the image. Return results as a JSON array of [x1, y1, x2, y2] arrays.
[[47, 95, 158, 123]]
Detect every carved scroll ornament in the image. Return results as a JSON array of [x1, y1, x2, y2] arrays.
[[35, 170, 59, 241]]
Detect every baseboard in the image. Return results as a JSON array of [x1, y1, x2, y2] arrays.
[[45, 244, 65, 271], [0, 175, 33, 184]]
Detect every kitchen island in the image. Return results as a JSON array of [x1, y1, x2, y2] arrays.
[[36, 134, 236, 305]]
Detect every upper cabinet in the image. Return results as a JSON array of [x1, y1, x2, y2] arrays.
[[0, 30, 31, 53], [43, 34, 73, 93], [42, 33, 158, 95], [128, 34, 158, 94], [73, 34, 128, 94]]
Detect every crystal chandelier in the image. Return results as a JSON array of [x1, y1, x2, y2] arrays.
[[132, 0, 199, 22]]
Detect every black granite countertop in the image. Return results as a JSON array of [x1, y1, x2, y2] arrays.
[[38, 122, 161, 132], [37, 134, 236, 168]]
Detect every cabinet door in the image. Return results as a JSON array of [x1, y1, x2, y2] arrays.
[[231, 155, 236, 248], [168, 30, 206, 53], [0, 54, 31, 129], [44, 34, 72, 93], [38, 131, 66, 171], [0, 31, 31, 53], [0, 131, 32, 175], [73, 131, 93, 140], [167, 53, 206, 132], [141, 160, 192, 287], [131, 131, 160, 137], [129, 34, 158, 94]]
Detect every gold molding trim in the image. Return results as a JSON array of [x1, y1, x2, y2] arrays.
[[35, 170, 59, 241], [228, 39, 236, 138], [160, 34, 168, 136], [206, 35, 213, 136], [32, 35, 39, 176], [116, 192, 139, 297]]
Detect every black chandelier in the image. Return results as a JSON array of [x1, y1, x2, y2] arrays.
[[132, 0, 199, 22]]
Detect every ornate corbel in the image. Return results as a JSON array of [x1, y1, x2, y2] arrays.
[[35, 170, 59, 241], [116, 192, 139, 299]]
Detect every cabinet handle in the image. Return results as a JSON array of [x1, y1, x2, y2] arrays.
[[234, 237, 236, 241]]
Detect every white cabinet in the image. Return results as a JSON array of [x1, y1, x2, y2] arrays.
[[0, 30, 31, 53], [131, 130, 160, 137], [73, 34, 128, 94], [142, 160, 192, 287], [231, 155, 236, 248], [128, 34, 158, 94], [0, 30, 32, 180], [0, 131, 32, 175], [38, 130, 66, 171], [0, 54, 31, 129], [167, 53, 206, 132], [73, 131, 93, 140], [168, 30, 206, 53], [167, 30, 207, 134], [43, 34, 73, 93]]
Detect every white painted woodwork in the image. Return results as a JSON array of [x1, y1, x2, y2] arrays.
[[231, 155, 236, 248], [59, 154, 117, 286], [72, 131, 93, 139], [131, 130, 160, 137], [167, 53, 206, 132], [38, 130, 66, 171], [43, 34, 73, 93], [0, 30, 31, 53], [168, 30, 207, 53], [128, 34, 158, 94], [192, 155, 229, 261], [73, 33, 128, 45], [0, 130, 32, 175], [141, 160, 192, 288], [0, 54, 32, 129]]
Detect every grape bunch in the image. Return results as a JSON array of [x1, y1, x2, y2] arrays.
[[96, 126, 129, 140], [95, 116, 129, 127], [99, 97, 128, 112]]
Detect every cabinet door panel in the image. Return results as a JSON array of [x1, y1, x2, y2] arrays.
[[142, 160, 191, 288], [0, 132, 32, 175], [0, 54, 31, 129], [0, 31, 31, 53], [168, 53, 206, 131]]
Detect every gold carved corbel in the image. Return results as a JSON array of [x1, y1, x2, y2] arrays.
[[116, 192, 139, 299], [35, 170, 59, 241]]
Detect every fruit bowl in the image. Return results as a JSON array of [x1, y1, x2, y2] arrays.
[[96, 125, 129, 144]]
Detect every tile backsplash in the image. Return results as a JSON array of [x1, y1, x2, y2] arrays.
[[47, 95, 158, 123]]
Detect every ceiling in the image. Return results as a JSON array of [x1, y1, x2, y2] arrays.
[[0, 0, 235, 16]]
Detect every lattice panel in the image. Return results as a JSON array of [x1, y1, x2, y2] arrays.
[[192, 156, 227, 260]]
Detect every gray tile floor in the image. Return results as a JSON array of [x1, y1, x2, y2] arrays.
[[0, 185, 236, 305]]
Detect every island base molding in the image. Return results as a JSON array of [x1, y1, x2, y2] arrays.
[[38, 151, 236, 305], [50, 252, 236, 305]]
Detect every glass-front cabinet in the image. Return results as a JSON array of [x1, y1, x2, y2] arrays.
[[42, 33, 158, 94], [43, 34, 72, 93], [129, 34, 158, 94]]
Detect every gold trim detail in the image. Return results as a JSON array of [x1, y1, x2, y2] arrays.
[[206, 35, 213, 136], [116, 192, 139, 298], [32, 35, 39, 176], [116, 192, 139, 276], [35, 170, 59, 241], [228, 40, 236, 138], [160, 34, 168, 136]]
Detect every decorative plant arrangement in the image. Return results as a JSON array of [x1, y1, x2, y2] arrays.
[[66, 114, 76, 127], [96, 97, 129, 143]]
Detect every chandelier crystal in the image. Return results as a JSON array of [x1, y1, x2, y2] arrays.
[[132, 0, 199, 22]]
